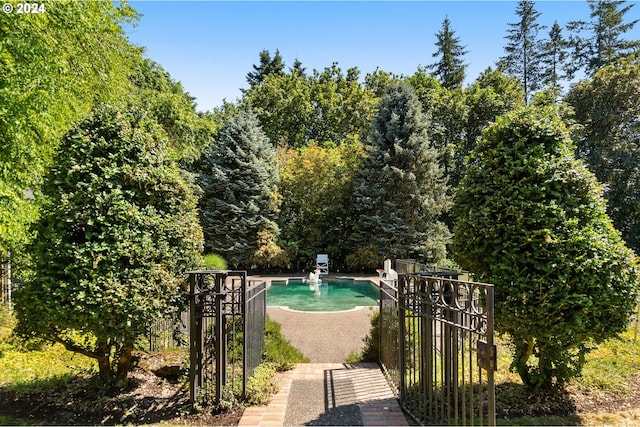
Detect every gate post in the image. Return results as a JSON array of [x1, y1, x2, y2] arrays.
[[214, 272, 227, 403], [189, 273, 201, 404], [487, 286, 496, 426], [398, 275, 407, 404]]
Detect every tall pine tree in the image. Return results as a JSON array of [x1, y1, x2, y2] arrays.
[[567, 0, 640, 76], [428, 17, 468, 89], [539, 22, 570, 90], [498, 0, 545, 103], [196, 110, 281, 268], [245, 49, 286, 87], [351, 82, 450, 262]]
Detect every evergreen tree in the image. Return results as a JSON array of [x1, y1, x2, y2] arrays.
[[539, 21, 570, 90], [351, 82, 451, 262], [498, 0, 545, 103], [290, 58, 307, 77], [567, 0, 640, 76], [196, 110, 281, 268], [246, 49, 286, 87], [428, 17, 468, 89]]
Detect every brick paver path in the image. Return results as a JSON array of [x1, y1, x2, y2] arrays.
[[239, 363, 409, 426]]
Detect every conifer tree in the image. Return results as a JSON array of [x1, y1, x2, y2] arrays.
[[351, 82, 451, 262], [567, 0, 640, 76], [539, 22, 570, 90], [197, 110, 281, 268], [428, 17, 468, 89], [498, 0, 545, 103], [246, 49, 286, 87]]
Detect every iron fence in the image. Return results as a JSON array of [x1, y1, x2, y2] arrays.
[[146, 312, 189, 351], [188, 270, 267, 405], [379, 268, 496, 426]]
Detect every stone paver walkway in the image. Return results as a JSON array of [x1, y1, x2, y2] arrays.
[[239, 363, 409, 426]]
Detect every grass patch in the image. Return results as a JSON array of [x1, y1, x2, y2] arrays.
[[0, 342, 97, 394], [0, 306, 97, 394], [494, 326, 640, 425], [577, 329, 640, 395]]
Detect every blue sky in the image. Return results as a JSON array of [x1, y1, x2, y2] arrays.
[[126, 1, 640, 112]]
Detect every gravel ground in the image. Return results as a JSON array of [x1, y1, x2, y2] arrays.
[[266, 306, 377, 362]]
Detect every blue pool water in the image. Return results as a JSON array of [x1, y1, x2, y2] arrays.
[[267, 278, 379, 312]]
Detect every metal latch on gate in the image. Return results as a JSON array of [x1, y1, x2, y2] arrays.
[[477, 341, 497, 371]]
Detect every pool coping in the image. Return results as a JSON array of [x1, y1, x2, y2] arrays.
[[267, 305, 375, 314]]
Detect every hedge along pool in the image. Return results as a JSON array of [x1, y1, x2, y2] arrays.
[[266, 278, 379, 312]]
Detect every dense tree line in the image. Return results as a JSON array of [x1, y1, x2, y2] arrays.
[[3, 0, 639, 390], [3, 1, 211, 386]]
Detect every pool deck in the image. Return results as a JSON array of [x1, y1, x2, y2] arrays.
[[254, 273, 382, 363]]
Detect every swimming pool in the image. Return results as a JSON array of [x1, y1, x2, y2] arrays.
[[266, 278, 379, 312]]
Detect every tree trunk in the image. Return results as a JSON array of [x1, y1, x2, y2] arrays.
[[96, 338, 112, 381], [514, 338, 534, 389], [114, 339, 134, 389], [538, 352, 554, 391]]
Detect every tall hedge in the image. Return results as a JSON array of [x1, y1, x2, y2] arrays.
[[453, 107, 639, 391], [14, 105, 203, 387]]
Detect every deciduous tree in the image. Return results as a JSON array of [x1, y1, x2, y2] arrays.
[[14, 105, 203, 387], [278, 139, 363, 270], [566, 57, 640, 252], [453, 107, 639, 391], [0, 0, 139, 257]]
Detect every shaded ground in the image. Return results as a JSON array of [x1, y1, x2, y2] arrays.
[[1, 320, 640, 425], [0, 352, 242, 426], [495, 375, 640, 423]]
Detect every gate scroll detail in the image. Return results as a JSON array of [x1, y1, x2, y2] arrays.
[[379, 266, 496, 426]]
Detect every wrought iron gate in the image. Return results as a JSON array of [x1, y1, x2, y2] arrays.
[[379, 266, 496, 425], [188, 270, 267, 404]]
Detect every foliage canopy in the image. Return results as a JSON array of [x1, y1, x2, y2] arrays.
[[196, 110, 282, 269], [453, 107, 640, 391], [14, 105, 203, 387], [566, 57, 640, 253]]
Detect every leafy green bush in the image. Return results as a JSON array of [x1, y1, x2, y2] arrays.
[[14, 104, 203, 388], [345, 246, 382, 272], [356, 310, 381, 363], [219, 362, 279, 410], [262, 317, 309, 370], [202, 253, 228, 270], [453, 106, 640, 391]]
